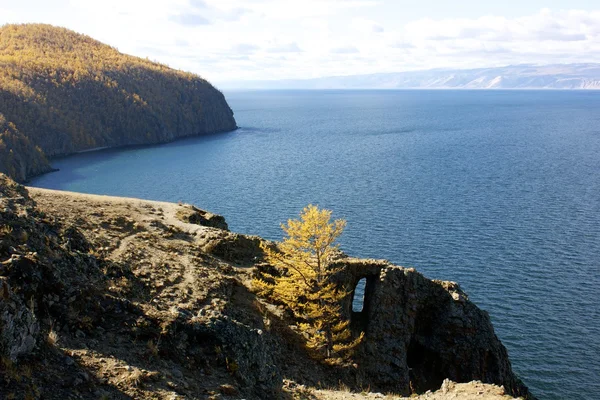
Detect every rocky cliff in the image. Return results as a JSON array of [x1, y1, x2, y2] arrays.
[[0, 24, 237, 182], [0, 174, 532, 399], [333, 259, 530, 397]]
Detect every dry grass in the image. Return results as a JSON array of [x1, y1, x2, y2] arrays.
[[119, 367, 144, 387], [47, 328, 59, 346], [146, 339, 159, 357]]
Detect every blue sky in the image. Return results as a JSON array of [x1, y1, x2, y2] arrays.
[[1, 0, 599, 84]]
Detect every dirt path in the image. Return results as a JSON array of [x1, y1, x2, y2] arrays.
[[26, 187, 238, 399], [28, 187, 209, 234]]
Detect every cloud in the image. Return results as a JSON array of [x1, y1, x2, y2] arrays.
[[392, 41, 415, 49], [5, 2, 600, 83], [248, 0, 379, 19], [372, 24, 384, 33], [189, 0, 208, 8], [175, 38, 190, 47], [331, 46, 359, 54], [176, 0, 250, 23], [220, 7, 251, 21], [231, 43, 260, 54], [404, 10, 596, 44], [387, 9, 600, 74], [535, 31, 586, 42], [350, 18, 384, 35], [266, 42, 303, 53], [170, 13, 211, 26]]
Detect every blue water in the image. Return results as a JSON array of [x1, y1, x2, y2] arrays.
[[30, 90, 600, 400]]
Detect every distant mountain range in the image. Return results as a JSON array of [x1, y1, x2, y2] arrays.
[[221, 64, 600, 90]]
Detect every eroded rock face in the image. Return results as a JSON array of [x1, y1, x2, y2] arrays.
[[199, 230, 264, 265], [0, 174, 101, 362], [0, 178, 40, 361], [0, 279, 39, 361], [192, 314, 281, 396], [334, 259, 532, 398], [0, 174, 282, 398]]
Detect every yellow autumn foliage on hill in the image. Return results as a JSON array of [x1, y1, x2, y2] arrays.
[[0, 23, 236, 181], [254, 205, 363, 365]]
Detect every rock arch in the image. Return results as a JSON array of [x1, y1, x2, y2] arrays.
[[331, 258, 531, 398]]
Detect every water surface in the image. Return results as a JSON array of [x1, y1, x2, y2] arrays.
[[31, 90, 600, 400]]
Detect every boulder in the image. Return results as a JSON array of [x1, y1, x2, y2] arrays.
[[176, 204, 229, 231]]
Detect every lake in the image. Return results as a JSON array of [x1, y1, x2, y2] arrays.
[[30, 90, 600, 400]]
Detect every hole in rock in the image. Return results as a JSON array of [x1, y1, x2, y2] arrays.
[[350, 276, 374, 332], [352, 278, 366, 312]]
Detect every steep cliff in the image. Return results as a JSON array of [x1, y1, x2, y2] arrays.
[[0, 174, 532, 399], [333, 259, 531, 398], [0, 24, 237, 182]]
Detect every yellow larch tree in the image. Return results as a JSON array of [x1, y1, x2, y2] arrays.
[[254, 205, 363, 364]]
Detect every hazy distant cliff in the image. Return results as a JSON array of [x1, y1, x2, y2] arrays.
[[0, 24, 237, 182], [221, 63, 600, 90]]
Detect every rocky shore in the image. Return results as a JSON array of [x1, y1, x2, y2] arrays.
[[0, 174, 533, 399]]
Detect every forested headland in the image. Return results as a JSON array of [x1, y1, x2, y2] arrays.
[[0, 23, 237, 182]]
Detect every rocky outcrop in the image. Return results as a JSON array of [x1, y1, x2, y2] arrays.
[[0, 279, 39, 361], [312, 378, 523, 400], [0, 174, 280, 398], [192, 312, 281, 396], [0, 175, 103, 366], [175, 204, 229, 230], [0, 174, 532, 398], [333, 258, 532, 398]]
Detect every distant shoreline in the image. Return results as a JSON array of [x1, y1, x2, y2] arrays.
[[25, 127, 239, 184], [76, 146, 109, 153], [218, 63, 600, 91], [222, 87, 600, 91]]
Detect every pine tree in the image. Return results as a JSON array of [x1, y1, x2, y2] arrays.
[[254, 205, 363, 364]]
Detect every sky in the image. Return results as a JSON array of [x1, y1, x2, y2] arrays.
[[1, 0, 600, 84]]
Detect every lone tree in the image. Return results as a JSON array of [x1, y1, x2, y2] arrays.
[[254, 205, 363, 364]]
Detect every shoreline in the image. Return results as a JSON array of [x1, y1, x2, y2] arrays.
[[23, 126, 239, 184], [76, 146, 109, 153]]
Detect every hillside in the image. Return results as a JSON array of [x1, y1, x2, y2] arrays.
[[0, 174, 533, 399], [0, 24, 236, 182], [220, 63, 600, 90]]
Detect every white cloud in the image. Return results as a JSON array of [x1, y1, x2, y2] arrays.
[[170, 13, 211, 26], [246, 0, 379, 19], [379, 9, 600, 74], [404, 9, 598, 44], [1, 2, 600, 82], [331, 46, 359, 54], [350, 18, 384, 34], [231, 43, 260, 54], [266, 42, 303, 53]]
